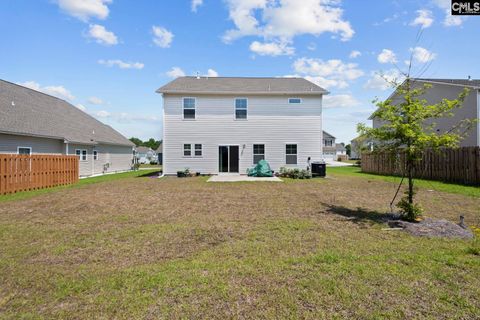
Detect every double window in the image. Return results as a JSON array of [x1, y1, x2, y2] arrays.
[[286, 144, 297, 165], [183, 144, 202, 157], [75, 149, 87, 161], [324, 139, 333, 147], [183, 97, 196, 119], [235, 98, 247, 119], [17, 147, 31, 155], [253, 144, 265, 164]]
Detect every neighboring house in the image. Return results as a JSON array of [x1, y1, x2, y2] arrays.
[[322, 131, 347, 160], [371, 78, 480, 147], [350, 135, 375, 159], [135, 146, 156, 164], [0, 79, 135, 177], [155, 142, 163, 165], [157, 76, 328, 175]]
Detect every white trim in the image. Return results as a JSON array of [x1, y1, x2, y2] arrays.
[[288, 97, 302, 104], [285, 143, 298, 165], [183, 143, 192, 157], [182, 97, 196, 120], [234, 97, 248, 120], [17, 146, 32, 155], [194, 143, 203, 157]]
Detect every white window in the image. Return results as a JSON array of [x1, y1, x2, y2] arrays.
[[235, 98, 247, 119], [194, 144, 202, 157], [17, 147, 31, 155], [183, 98, 196, 119], [75, 149, 87, 161], [253, 144, 265, 164], [286, 144, 297, 165], [93, 150, 98, 160], [183, 144, 191, 157], [288, 98, 302, 104]]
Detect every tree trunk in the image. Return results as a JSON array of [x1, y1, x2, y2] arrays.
[[406, 152, 415, 220]]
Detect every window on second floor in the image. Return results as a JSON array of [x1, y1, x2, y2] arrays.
[[324, 139, 333, 147], [183, 98, 196, 119], [253, 144, 265, 164], [235, 98, 248, 119], [288, 98, 302, 104]]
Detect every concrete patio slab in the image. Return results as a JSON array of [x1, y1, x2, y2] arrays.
[[207, 175, 283, 182]]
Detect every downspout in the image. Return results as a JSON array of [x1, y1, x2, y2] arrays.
[[64, 140, 69, 155]]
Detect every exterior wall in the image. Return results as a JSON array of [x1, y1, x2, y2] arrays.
[[373, 82, 479, 147], [163, 94, 323, 174], [68, 143, 133, 177], [0, 133, 64, 154]]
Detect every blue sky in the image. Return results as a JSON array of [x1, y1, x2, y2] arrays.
[[0, 0, 478, 144]]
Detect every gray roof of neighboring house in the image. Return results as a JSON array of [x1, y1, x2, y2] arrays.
[[335, 143, 346, 152], [0, 79, 134, 146], [417, 78, 480, 88], [155, 142, 163, 153], [323, 131, 336, 140], [135, 146, 153, 153], [156, 77, 328, 95]]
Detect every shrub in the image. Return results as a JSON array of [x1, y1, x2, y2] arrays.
[[278, 167, 312, 179]]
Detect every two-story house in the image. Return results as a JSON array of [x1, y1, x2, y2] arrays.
[[157, 76, 328, 175], [371, 78, 480, 147], [322, 131, 347, 161]]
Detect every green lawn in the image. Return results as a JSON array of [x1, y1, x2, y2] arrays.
[[0, 172, 479, 318], [327, 166, 480, 198], [0, 169, 159, 203]]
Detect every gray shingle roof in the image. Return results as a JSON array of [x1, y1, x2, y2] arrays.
[[157, 77, 328, 95], [135, 146, 153, 153], [416, 78, 480, 88], [0, 79, 134, 146]]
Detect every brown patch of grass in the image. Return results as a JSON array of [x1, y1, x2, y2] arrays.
[[0, 174, 479, 319]]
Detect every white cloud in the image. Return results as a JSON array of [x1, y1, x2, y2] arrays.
[[410, 9, 434, 29], [19, 81, 75, 101], [191, 0, 203, 12], [206, 69, 219, 77], [56, 0, 112, 21], [98, 59, 144, 69], [377, 49, 397, 64], [410, 46, 437, 63], [152, 26, 173, 48], [76, 104, 87, 111], [249, 40, 294, 56], [432, 0, 465, 26], [307, 43, 316, 51], [364, 69, 404, 91], [88, 96, 104, 105], [88, 24, 118, 46], [94, 110, 111, 118], [223, 0, 354, 48], [323, 94, 360, 109], [292, 57, 364, 89], [349, 50, 361, 58], [166, 67, 186, 78]]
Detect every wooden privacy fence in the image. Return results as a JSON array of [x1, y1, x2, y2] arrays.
[[361, 147, 480, 185], [0, 155, 79, 195]]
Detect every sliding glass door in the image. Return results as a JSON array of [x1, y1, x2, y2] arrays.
[[218, 146, 239, 173]]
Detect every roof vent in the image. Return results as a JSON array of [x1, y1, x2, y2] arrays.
[[196, 72, 200, 80], [11, 101, 15, 107], [468, 75, 472, 81]]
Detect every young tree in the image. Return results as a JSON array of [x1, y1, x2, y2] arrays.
[[358, 77, 473, 221], [129, 137, 143, 147]]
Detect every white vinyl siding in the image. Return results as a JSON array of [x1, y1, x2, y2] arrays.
[[163, 94, 323, 174]]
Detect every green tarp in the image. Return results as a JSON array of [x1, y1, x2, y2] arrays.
[[246, 159, 273, 177]]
